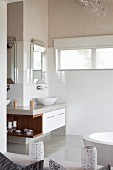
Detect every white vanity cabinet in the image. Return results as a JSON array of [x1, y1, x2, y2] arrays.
[[43, 108, 65, 134], [7, 103, 66, 144]]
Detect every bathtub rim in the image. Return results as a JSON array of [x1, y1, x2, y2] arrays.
[[83, 132, 113, 146]]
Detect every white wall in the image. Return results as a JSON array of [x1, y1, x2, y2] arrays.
[[0, 1, 7, 152], [48, 0, 113, 135], [7, 41, 49, 106], [48, 48, 113, 135], [23, 41, 48, 106], [7, 0, 49, 106]]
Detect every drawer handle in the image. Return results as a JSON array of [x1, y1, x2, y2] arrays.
[[47, 116, 55, 119], [58, 113, 64, 116]]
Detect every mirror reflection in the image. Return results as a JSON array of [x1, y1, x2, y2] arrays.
[[30, 42, 47, 84], [7, 40, 17, 84]]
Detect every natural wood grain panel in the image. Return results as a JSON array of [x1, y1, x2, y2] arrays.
[[7, 114, 43, 138]]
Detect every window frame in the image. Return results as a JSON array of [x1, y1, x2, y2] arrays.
[[54, 35, 113, 71], [56, 47, 113, 71]]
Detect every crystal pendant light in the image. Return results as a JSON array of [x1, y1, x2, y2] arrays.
[[79, 0, 105, 16]]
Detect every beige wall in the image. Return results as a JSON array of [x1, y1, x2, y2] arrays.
[[7, 1, 23, 40], [7, 0, 48, 45], [23, 0, 48, 45], [48, 0, 113, 47], [7, 0, 113, 47]]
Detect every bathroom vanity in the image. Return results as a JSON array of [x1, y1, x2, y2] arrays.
[[7, 103, 66, 139]]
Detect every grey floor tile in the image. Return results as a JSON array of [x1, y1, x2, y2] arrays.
[[7, 135, 84, 162]]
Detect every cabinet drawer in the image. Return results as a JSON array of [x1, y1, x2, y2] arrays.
[[43, 108, 65, 134], [56, 108, 65, 128], [43, 111, 56, 134]]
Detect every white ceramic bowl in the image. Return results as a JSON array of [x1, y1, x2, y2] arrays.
[[24, 129, 28, 133], [27, 132, 33, 136], [6, 99, 11, 106], [28, 129, 33, 133], [38, 97, 57, 106], [16, 130, 22, 133]]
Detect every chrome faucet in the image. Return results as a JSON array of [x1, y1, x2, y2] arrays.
[[36, 85, 43, 90]]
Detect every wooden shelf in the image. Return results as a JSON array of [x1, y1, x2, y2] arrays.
[[7, 131, 42, 138], [7, 114, 43, 138]]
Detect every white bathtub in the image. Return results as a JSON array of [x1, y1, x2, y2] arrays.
[[83, 132, 113, 166]]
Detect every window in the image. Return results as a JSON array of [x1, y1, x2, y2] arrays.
[[33, 51, 42, 70], [56, 48, 113, 70], [96, 48, 113, 69]]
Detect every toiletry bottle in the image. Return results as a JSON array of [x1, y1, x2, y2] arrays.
[[30, 99, 35, 107], [14, 99, 17, 108]]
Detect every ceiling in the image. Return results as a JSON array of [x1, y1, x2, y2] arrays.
[[0, 0, 23, 3]]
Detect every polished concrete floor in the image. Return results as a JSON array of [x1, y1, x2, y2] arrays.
[[7, 135, 84, 162]]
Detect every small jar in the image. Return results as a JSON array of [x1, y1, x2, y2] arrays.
[[8, 121, 13, 133], [13, 120, 17, 131], [8, 121, 12, 129]]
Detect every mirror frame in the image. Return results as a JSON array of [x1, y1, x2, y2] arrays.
[[30, 39, 47, 84], [7, 38, 17, 84]]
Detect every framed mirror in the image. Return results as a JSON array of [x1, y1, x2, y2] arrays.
[[30, 40, 47, 84], [7, 38, 17, 84]]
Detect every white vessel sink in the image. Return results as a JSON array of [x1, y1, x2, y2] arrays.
[[38, 97, 57, 106], [6, 99, 11, 106]]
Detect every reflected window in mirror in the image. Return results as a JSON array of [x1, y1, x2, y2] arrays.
[[33, 46, 42, 83]]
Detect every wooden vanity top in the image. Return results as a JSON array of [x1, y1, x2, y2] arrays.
[[7, 102, 66, 116]]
